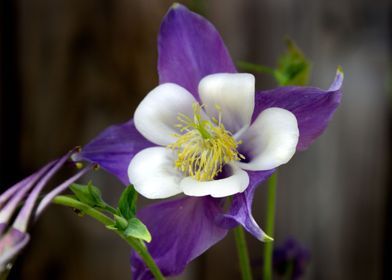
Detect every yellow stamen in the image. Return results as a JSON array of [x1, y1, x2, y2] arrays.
[[168, 103, 244, 181]]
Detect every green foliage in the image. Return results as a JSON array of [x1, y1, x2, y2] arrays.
[[274, 38, 311, 86], [118, 185, 137, 220], [236, 61, 274, 75], [237, 38, 311, 87], [70, 182, 105, 208], [124, 218, 152, 243], [70, 183, 151, 243], [114, 186, 151, 242], [112, 214, 129, 230]]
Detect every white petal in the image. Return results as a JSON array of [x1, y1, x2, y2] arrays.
[[238, 108, 299, 171], [128, 147, 183, 199], [181, 164, 249, 198], [134, 83, 198, 146], [198, 73, 255, 134]]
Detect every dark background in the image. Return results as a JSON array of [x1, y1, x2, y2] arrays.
[[0, 0, 391, 279]]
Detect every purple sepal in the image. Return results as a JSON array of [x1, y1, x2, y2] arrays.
[[35, 164, 93, 218], [13, 150, 74, 232], [76, 120, 153, 185], [0, 162, 54, 232], [0, 148, 89, 272], [223, 170, 275, 240], [0, 226, 30, 272], [253, 71, 343, 151], [158, 4, 236, 98], [0, 176, 32, 208], [131, 196, 227, 279]]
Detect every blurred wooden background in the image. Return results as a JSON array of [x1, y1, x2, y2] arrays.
[[0, 0, 391, 279]]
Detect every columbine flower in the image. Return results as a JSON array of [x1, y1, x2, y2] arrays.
[[0, 149, 91, 275], [76, 4, 343, 279], [128, 75, 299, 199]]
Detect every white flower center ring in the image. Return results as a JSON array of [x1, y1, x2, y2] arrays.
[[128, 73, 300, 199]]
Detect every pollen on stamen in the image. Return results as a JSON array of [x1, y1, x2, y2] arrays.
[[167, 103, 244, 181]]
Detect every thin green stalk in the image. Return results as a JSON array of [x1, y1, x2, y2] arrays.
[[52, 196, 165, 280], [263, 172, 278, 280], [237, 61, 275, 75], [53, 196, 114, 225], [100, 204, 119, 215], [234, 226, 253, 280]]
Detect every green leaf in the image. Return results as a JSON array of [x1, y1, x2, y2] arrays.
[[124, 218, 152, 243], [113, 214, 129, 230], [105, 224, 117, 231], [273, 38, 311, 86], [70, 182, 104, 208], [118, 185, 137, 220]]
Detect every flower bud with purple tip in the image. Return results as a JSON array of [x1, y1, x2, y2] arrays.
[[0, 149, 92, 275]]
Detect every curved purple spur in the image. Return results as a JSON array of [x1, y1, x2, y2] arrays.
[[0, 149, 92, 274]]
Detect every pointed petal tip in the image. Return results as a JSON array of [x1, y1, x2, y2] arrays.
[[171, 2, 182, 9], [328, 66, 344, 92], [168, 3, 188, 15], [159, 2, 236, 96], [263, 234, 274, 242], [337, 65, 344, 77]]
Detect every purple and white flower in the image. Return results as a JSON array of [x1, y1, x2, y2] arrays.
[[129, 74, 299, 199], [77, 4, 343, 279]]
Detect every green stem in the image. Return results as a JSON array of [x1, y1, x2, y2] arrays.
[[263, 172, 278, 280], [53, 196, 113, 225], [234, 226, 253, 280], [52, 196, 165, 280], [237, 61, 275, 75], [100, 203, 119, 215]]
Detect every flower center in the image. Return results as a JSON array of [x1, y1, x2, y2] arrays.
[[168, 103, 244, 181]]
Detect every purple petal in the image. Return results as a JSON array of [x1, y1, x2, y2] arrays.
[[13, 150, 74, 232], [35, 164, 93, 218], [0, 177, 31, 208], [0, 148, 86, 272], [158, 4, 236, 98], [131, 196, 227, 279], [0, 162, 55, 233], [223, 170, 275, 240], [253, 70, 343, 151], [0, 227, 30, 272], [76, 120, 154, 185]]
